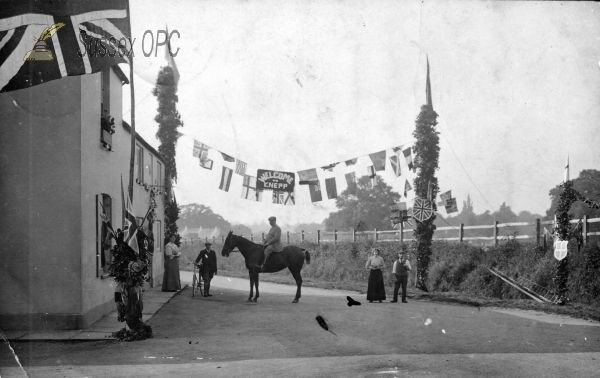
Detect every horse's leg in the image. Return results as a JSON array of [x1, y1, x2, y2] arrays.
[[290, 268, 303, 303], [247, 270, 254, 302], [253, 271, 259, 302]]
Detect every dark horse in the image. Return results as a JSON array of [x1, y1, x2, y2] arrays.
[[221, 231, 310, 303]]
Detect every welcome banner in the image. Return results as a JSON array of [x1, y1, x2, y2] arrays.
[[256, 170, 296, 192]]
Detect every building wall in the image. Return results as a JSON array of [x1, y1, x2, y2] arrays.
[[0, 76, 83, 330], [79, 70, 165, 327], [0, 68, 166, 331]]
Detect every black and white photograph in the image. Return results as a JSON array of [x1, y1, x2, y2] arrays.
[[1, 0, 600, 377]]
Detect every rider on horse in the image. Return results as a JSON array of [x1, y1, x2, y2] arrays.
[[260, 216, 283, 272]]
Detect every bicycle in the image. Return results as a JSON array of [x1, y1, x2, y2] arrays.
[[188, 262, 203, 297]]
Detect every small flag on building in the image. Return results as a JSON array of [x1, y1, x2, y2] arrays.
[[445, 198, 458, 213], [368, 150, 386, 171], [389, 155, 401, 177], [367, 166, 377, 187], [309, 181, 322, 202], [284, 191, 295, 206], [199, 157, 213, 170], [404, 179, 412, 197], [403, 147, 414, 171], [219, 166, 233, 191], [298, 168, 319, 185], [564, 154, 570, 183], [235, 160, 247, 176], [241, 175, 258, 200], [124, 191, 139, 254], [345, 172, 357, 195], [273, 191, 285, 204], [321, 163, 338, 172], [193, 140, 209, 158], [221, 152, 235, 162], [325, 177, 337, 199], [345, 158, 357, 166]]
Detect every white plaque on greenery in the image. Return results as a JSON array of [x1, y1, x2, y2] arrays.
[[554, 240, 568, 261]]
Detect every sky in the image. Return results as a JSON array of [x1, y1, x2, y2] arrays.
[[121, 0, 600, 228]]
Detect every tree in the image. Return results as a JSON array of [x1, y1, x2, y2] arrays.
[[493, 202, 518, 223], [153, 66, 183, 246], [546, 169, 600, 220], [323, 176, 401, 232], [412, 59, 440, 292]]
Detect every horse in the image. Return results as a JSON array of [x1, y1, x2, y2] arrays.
[[221, 231, 310, 303]]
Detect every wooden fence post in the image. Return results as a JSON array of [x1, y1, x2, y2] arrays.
[[536, 218, 541, 246], [583, 215, 588, 245], [286, 231, 290, 244], [459, 223, 464, 242], [317, 230, 321, 245], [301, 230, 304, 242], [334, 230, 337, 244], [374, 228, 378, 242], [352, 228, 356, 242], [493, 221, 498, 246]]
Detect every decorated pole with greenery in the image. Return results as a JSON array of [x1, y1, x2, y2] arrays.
[[553, 180, 578, 304], [152, 65, 183, 246], [412, 57, 440, 292]]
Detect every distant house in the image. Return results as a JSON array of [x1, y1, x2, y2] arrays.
[[0, 66, 166, 331]]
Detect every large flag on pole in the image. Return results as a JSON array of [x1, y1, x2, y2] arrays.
[[1, 0, 132, 93], [164, 24, 179, 89]]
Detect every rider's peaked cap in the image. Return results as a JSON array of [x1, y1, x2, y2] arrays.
[[268, 216, 276, 221]]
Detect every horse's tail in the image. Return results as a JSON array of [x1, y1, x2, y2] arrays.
[[302, 249, 311, 265]]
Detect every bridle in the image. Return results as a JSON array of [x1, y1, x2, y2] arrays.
[[222, 234, 239, 256]]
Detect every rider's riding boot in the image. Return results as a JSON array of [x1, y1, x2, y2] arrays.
[[206, 282, 212, 296], [203, 284, 208, 297]]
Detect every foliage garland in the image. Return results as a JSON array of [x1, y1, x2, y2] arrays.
[[412, 103, 440, 292], [152, 66, 183, 246], [553, 180, 578, 304]]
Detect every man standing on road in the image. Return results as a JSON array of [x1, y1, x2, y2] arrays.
[[391, 251, 411, 303], [195, 242, 218, 297], [260, 216, 283, 272]]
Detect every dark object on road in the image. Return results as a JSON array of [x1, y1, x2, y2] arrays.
[[221, 231, 311, 303], [316, 315, 337, 336], [347, 296, 361, 307]]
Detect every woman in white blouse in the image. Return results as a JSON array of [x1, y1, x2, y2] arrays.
[[162, 235, 182, 292], [365, 248, 386, 303]]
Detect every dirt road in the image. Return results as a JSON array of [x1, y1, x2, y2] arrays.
[[6, 274, 600, 377]]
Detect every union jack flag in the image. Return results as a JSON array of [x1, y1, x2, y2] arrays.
[[412, 197, 433, 223]]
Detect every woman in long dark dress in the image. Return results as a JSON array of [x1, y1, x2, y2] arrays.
[[365, 248, 386, 303], [162, 235, 182, 292]]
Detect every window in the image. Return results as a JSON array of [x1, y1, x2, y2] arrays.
[[100, 69, 113, 151], [147, 155, 154, 188], [97, 193, 113, 276], [156, 161, 162, 188], [136, 145, 144, 183]]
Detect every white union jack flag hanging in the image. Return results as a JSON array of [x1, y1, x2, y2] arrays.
[[412, 197, 433, 223]]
